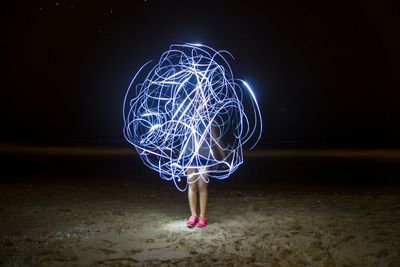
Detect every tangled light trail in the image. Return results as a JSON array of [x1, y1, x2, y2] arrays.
[[123, 43, 262, 191]]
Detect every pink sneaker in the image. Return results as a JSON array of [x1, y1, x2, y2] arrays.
[[197, 216, 207, 228], [186, 215, 198, 228]]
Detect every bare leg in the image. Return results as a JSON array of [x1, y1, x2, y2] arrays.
[[198, 168, 208, 218], [187, 169, 198, 217]]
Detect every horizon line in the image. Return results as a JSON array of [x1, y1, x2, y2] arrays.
[[1, 143, 400, 159]]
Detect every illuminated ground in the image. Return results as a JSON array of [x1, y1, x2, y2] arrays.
[[1, 182, 399, 266], [1, 145, 399, 266]]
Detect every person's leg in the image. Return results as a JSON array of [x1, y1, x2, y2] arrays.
[[187, 168, 198, 217], [198, 167, 208, 218]]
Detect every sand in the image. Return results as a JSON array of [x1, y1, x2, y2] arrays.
[[0, 182, 399, 266]]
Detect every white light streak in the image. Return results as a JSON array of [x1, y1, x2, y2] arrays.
[[123, 43, 262, 191]]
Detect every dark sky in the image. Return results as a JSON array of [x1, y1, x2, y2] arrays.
[[2, 1, 400, 148]]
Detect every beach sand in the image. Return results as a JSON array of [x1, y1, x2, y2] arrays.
[[1, 181, 399, 266]]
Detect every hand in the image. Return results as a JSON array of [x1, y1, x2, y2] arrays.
[[215, 162, 229, 170]]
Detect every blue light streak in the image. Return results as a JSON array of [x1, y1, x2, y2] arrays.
[[123, 43, 262, 191]]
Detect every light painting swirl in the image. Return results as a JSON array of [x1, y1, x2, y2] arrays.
[[123, 43, 262, 191]]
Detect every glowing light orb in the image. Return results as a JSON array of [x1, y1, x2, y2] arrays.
[[123, 43, 262, 191]]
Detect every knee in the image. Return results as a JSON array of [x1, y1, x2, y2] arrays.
[[188, 182, 197, 192], [198, 182, 208, 192]]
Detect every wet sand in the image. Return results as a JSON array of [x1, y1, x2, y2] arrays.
[[1, 181, 399, 266]]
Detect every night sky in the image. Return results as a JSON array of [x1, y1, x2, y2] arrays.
[[3, 1, 400, 148]]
